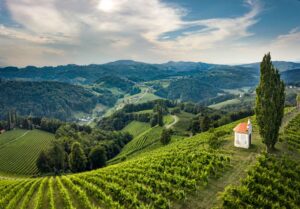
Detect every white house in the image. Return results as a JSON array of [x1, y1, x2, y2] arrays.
[[233, 119, 252, 149]]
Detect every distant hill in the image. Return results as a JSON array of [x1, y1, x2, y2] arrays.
[[239, 61, 300, 72], [0, 80, 101, 120], [281, 68, 300, 85], [0, 60, 298, 105]]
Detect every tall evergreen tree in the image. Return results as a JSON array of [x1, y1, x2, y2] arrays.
[[255, 53, 285, 152], [69, 142, 87, 172]]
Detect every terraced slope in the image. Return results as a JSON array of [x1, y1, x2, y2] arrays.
[[0, 120, 238, 208], [0, 129, 54, 176], [221, 113, 300, 208]]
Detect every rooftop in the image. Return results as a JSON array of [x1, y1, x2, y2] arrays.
[[233, 122, 248, 134]]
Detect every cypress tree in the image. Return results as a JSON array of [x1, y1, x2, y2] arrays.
[[255, 53, 285, 152]]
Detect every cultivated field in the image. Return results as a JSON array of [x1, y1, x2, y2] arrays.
[[0, 129, 54, 176]]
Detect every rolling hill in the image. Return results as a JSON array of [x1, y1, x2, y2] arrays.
[[0, 80, 102, 120], [0, 108, 299, 208]]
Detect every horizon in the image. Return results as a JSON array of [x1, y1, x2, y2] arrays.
[[1, 0, 300, 66], [1, 58, 300, 69]]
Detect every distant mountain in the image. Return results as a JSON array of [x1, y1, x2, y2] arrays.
[[239, 61, 300, 72]]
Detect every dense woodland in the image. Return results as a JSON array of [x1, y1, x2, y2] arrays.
[[0, 80, 100, 120]]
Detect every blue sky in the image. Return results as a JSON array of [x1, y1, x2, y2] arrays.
[[0, 0, 300, 66]]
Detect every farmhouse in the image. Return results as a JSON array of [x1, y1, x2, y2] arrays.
[[233, 119, 252, 149]]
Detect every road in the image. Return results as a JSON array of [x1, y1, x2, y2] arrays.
[[165, 115, 179, 129]]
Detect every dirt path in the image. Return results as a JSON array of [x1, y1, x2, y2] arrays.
[[165, 115, 179, 129]]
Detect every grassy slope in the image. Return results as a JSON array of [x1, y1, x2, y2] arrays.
[[177, 108, 300, 209], [0, 109, 299, 209], [110, 114, 179, 164], [0, 129, 54, 176]]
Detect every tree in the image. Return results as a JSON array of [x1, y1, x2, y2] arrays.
[[48, 142, 66, 173], [150, 113, 158, 127], [160, 129, 172, 145], [297, 94, 300, 109], [191, 119, 200, 135], [255, 53, 285, 152], [69, 142, 87, 172], [36, 151, 50, 173], [89, 146, 107, 169], [200, 116, 211, 132]]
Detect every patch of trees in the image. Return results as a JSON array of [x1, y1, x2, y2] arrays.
[[98, 100, 175, 130], [95, 75, 141, 95], [37, 124, 132, 174], [160, 129, 172, 145], [0, 80, 100, 121], [122, 99, 176, 113], [155, 78, 221, 102], [189, 109, 254, 135]]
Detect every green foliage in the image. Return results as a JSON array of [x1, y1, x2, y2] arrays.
[[255, 53, 285, 152], [283, 113, 300, 151], [160, 129, 172, 145], [69, 142, 87, 172], [89, 146, 107, 169], [221, 154, 300, 208], [200, 115, 211, 132], [207, 129, 221, 149], [0, 80, 99, 120]]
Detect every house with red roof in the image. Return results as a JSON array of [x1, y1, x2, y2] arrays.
[[233, 119, 252, 149]]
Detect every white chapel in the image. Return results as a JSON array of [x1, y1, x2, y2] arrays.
[[233, 119, 252, 149]]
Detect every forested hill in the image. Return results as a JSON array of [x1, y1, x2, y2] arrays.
[[0, 60, 299, 85], [0, 80, 100, 120]]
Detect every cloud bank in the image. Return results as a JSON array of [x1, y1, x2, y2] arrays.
[[0, 0, 299, 66]]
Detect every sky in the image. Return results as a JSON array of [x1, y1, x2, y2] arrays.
[[0, 0, 300, 67]]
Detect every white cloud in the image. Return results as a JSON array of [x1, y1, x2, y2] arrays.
[[0, 0, 299, 66]]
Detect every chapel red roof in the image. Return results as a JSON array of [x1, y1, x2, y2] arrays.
[[233, 122, 248, 134]]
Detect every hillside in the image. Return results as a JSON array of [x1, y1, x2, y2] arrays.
[[0, 109, 299, 208], [0, 61, 299, 113], [0, 129, 54, 176], [0, 80, 101, 120]]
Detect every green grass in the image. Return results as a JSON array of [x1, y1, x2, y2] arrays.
[[163, 115, 175, 125], [209, 99, 241, 109], [173, 111, 195, 135], [0, 129, 54, 176], [122, 121, 151, 138]]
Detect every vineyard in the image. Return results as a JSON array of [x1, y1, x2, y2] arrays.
[[221, 154, 300, 208], [110, 125, 164, 164], [0, 123, 232, 208], [0, 129, 54, 176], [0, 111, 299, 208], [283, 113, 300, 151], [221, 112, 300, 208]]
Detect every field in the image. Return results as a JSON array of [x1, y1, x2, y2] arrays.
[[0, 129, 54, 176], [0, 122, 234, 208], [122, 121, 151, 138], [208, 99, 241, 109], [0, 110, 299, 209]]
